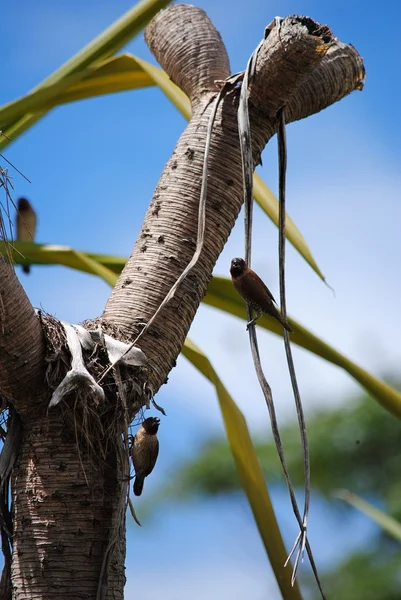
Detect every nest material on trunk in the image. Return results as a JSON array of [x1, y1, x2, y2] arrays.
[[40, 312, 150, 461]]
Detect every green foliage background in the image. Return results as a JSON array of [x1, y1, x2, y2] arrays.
[[160, 383, 401, 599]]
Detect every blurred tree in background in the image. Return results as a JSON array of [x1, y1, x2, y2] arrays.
[[162, 380, 401, 599]]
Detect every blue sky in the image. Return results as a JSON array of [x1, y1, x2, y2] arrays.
[[1, 0, 401, 597]]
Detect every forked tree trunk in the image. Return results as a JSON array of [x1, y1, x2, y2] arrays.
[[0, 5, 364, 599]]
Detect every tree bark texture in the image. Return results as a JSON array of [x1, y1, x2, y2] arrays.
[[103, 5, 364, 395], [0, 258, 45, 413], [0, 4, 364, 599], [11, 419, 125, 600]]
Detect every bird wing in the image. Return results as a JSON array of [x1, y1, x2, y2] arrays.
[[144, 438, 159, 476], [250, 271, 278, 306], [132, 434, 159, 476], [262, 281, 277, 305], [16, 207, 37, 242]]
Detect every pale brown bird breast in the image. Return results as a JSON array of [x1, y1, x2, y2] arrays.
[[132, 429, 159, 477]]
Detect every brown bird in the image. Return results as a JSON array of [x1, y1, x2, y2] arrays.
[[131, 417, 160, 497], [16, 197, 37, 274], [230, 257, 292, 332]]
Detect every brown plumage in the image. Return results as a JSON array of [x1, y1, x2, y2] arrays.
[[16, 197, 37, 274], [230, 257, 292, 332], [131, 417, 160, 497]]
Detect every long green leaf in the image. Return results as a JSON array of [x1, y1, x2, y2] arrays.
[[0, 241, 126, 276], [133, 56, 191, 119], [71, 250, 119, 287], [0, 45, 324, 283], [204, 276, 401, 419], [0, 55, 155, 125], [0, 0, 172, 150], [252, 174, 325, 280], [0, 113, 48, 151], [336, 490, 401, 542], [40, 55, 155, 109], [2, 241, 400, 418], [181, 338, 303, 600], [129, 57, 326, 281], [34, 0, 171, 84], [9, 238, 299, 597]]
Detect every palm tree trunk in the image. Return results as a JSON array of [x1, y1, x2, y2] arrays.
[[0, 5, 364, 599], [11, 418, 125, 600]]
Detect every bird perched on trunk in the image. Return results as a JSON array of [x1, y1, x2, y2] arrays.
[[131, 417, 160, 497], [16, 197, 37, 274], [230, 257, 292, 332]]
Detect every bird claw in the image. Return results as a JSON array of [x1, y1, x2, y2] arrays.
[[246, 319, 256, 331]]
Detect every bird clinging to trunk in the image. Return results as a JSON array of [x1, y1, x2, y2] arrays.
[[16, 197, 37, 274], [230, 257, 292, 332], [131, 417, 160, 497]]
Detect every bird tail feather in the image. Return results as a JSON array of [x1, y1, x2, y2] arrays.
[[133, 476, 144, 496], [273, 306, 292, 332]]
